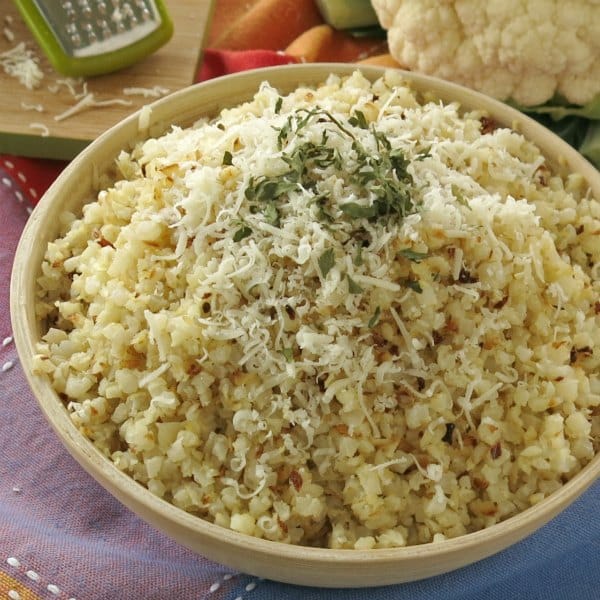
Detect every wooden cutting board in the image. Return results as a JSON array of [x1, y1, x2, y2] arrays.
[[0, 0, 214, 160]]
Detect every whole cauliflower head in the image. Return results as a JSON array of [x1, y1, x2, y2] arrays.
[[372, 0, 600, 106]]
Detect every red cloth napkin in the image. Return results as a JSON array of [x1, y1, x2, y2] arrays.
[[198, 48, 298, 81], [0, 155, 66, 205]]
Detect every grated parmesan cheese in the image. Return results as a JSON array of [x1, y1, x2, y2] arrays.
[[123, 85, 171, 98], [34, 70, 600, 549], [21, 102, 44, 112], [48, 78, 87, 99], [0, 42, 43, 89], [29, 122, 49, 137], [138, 104, 152, 132], [3, 26, 14, 42], [54, 93, 133, 122]]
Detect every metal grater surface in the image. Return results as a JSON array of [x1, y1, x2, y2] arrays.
[[32, 0, 162, 58]]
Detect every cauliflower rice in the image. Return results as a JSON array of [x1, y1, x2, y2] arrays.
[[34, 70, 600, 549]]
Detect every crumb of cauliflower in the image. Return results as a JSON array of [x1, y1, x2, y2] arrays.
[[372, 0, 600, 106]]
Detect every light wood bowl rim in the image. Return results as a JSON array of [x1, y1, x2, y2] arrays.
[[10, 63, 600, 588]]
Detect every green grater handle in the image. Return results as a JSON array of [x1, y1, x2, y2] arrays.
[[13, 0, 174, 77]]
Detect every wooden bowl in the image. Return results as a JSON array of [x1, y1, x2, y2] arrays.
[[10, 64, 600, 588]]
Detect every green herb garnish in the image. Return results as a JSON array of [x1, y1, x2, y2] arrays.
[[244, 175, 293, 226], [263, 203, 280, 227], [397, 248, 429, 262], [415, 147, 431, 161], [367, 306, 381, 328], [402, 278, 423, 293], [339, 202, 379, 219], [222, 150, 233, 166], [280, 136, 342, 179], [347, 274, 364, 294], [281, 347, 294, 362], [245, 176, 297, 203], [340, 132, 415, 222], [311, 195, 335, 223], [348, 109, 368, 129], [242, 106, 419, 243], [275, 96, 283, 114], [233, 224, 252, 242], [354, 245, 364, 266], [318, 248, 335, 278]]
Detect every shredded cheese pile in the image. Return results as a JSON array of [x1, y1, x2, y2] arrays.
[[0, 42, 43, 89], [35, 71, 599, 549]]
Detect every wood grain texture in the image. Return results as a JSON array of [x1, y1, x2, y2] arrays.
[[10, 64, 600, 588], [0, 0, 214, 159]]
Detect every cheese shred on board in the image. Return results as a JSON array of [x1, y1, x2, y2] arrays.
[[35, 71, 600, 549], [0, 42, 43, 89]]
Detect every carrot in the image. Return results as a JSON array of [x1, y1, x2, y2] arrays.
[[212, 0, 323, 51], [284, 24, 331, 63], [206, 0, 262, 47], [285, 24, 388, 64], [358, 53, 406, 69]]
